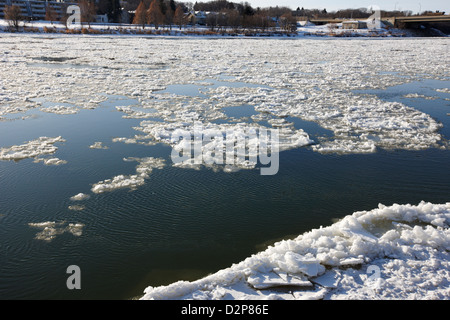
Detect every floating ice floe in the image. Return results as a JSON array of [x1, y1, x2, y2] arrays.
[[403, 93, 439, 100], [70, 193, 90, 201], [112, 137, 139, 144], [28, 221, 84, 241], [0, 104, 40, 119], [40, 105, 79, 115], [91, 157, 165, 193], [89, 141, 109, 149], [33, 157, 67, 166], [0, 136, 65, 162], [68, 205, 85, 211], [135, 120, 313, 172], [286, 92, 444, 154], [141, 201, 450, 300]]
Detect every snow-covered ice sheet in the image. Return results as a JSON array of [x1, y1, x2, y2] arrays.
[[141, 201, 450, 300]]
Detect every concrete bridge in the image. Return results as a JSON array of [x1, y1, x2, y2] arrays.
[[384, 15, 450, 28]]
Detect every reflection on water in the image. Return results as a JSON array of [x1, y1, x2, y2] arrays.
[[158, 78, 271, 97], [222, 104, 257, 119]]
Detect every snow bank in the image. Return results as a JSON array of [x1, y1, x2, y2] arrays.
[[141, 201, 450, 300]]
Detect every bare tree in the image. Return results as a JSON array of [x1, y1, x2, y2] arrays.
[[79, 0, 97, 28], [4, 5, 22, 32], [225, 8, 241, 32], [165, 5, 174, 30], [253, 13, 271, 32], [279, 12, 297, 31], [45, 5, 58, 25], [216, 10, 228, 31], [206, 12, 218, 31]]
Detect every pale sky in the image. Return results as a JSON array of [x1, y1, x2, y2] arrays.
[[244, 0, 450, 14]]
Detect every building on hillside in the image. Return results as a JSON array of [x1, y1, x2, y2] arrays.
[[0, 0, 77, 20], [185, 11, 209, 25]]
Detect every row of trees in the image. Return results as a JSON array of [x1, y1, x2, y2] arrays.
[[3, 5, 22, 31], [1, 0, 301, 32], [187, 1, 434, 20], [132, 0, 186, 29], [131, 1, 297, 31], [199, 10, 297, 32]]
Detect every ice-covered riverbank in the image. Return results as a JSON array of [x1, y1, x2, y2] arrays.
[[141, 201, 450, 300]]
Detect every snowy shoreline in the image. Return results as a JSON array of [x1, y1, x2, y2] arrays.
[[140, 201, 450, 300], [0, 18, 442, 38]]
